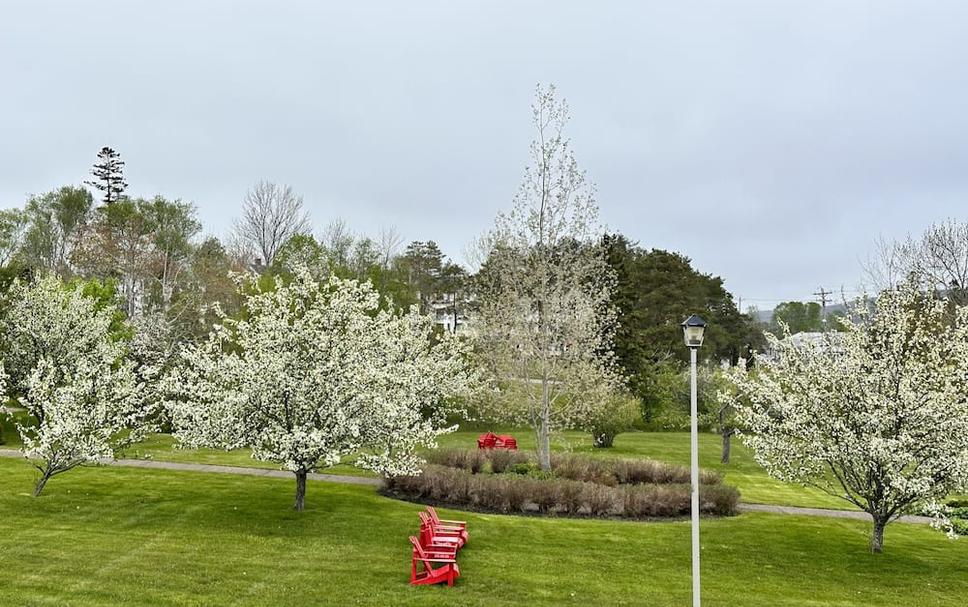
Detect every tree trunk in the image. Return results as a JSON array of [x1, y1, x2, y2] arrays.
[[537, 380, 552, 471], [537, 421, 551, 471], [33, 472, 51, 497], [721, 430, 732, 464], [293, 470, 307, 511], [870, 518, 886, 553]]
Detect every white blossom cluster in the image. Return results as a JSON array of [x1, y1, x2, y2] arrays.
[[164, 266, 475, 482], [722, 282, 968, 549], [0, 275, 151, 494]]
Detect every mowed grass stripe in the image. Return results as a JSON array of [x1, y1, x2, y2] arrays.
[[1, 459, 967, 606]]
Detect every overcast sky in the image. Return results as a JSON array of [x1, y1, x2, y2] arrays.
[[3, 1, 968, 309]]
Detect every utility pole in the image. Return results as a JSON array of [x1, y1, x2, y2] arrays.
[[813, 286, 832, 330]]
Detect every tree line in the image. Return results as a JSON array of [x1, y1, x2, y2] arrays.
[[0, 85, 762, 507], [0, 150, 762, 430]]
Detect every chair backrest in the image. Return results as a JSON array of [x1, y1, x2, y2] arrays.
[[418, 522, 433, 546], [419, 511, 432, 526], [427, 506, 441, 525], [409, 536, 426, 558]]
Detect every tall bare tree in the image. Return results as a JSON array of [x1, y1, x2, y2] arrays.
[[377, 226, 404, 270], [320, 218, 354, 266], [865, 219, 968, 303], [233, 181, 310, 265], [475, 84, 620, 470]]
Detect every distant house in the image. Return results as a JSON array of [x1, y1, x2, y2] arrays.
[[758, 330, 845, 364], [430, 292, 472, 334], [785, 331, 829, 348]]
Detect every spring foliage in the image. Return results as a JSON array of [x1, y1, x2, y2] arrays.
[[475, 84, 620, 470], [0, 275, 150, 495], [164, 267, 474, 508], [722, 282, 968, 552]]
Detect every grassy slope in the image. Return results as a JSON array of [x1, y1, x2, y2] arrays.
[[1, 458, 967, 607]]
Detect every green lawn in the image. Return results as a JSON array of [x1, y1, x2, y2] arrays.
[[1, 458, 966, 606], [0, 413, 933, 510]]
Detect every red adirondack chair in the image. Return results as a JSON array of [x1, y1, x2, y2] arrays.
[[477, 432, 498, 449], [426, 507, 468, 545], [419, 511, 466, 549], [495, 435, 518, 450], [418, 516, 461, 552], [478, 431, 518, 450], [409, 536, 460, 586]]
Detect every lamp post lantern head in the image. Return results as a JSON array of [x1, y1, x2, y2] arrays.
[[681, 314, 707, 349]]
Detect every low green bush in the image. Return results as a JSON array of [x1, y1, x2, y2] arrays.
[[588, 392, 641, 448], [510, 462, 539, 476]]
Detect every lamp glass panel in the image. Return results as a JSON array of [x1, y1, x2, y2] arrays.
[[684, 325, 705, 347]]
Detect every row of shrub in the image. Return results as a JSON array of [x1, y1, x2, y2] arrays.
[[383, 464, 739, 519], [424, 448, 722, 486]]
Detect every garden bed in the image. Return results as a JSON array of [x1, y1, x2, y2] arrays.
[[382, 449, 739, 519]]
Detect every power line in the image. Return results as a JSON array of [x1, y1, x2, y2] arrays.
[[813, 286, 833, 329]]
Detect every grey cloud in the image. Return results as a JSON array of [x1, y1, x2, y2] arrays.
[[3, 0, 968, 305]]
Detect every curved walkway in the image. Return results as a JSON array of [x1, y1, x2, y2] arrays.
[[0, 448, 380, 486], [737, 503, 932, 524], [0, 448, 933, 523]]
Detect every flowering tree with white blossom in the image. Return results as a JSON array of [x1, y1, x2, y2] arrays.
[[164, 267, 473, 511], [0, 275, 151, 496], [475, 84, 620, 471], [721, 281, 968, 552]]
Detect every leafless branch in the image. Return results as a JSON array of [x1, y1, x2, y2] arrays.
[[233, 181, 310, 265]]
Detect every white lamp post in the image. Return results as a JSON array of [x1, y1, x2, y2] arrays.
[[681, 314, 707, 607]]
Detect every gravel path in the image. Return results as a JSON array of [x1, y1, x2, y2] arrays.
[[737, 503, 932, 525], [0, 448, 380, 486], [0, 448, 937, 523]]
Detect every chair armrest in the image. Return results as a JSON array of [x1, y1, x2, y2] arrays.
[[438, 518, 467, 526], [424, 547, 458, 557], [429, 535, 460, 543], [434, 526, 466, 534]]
